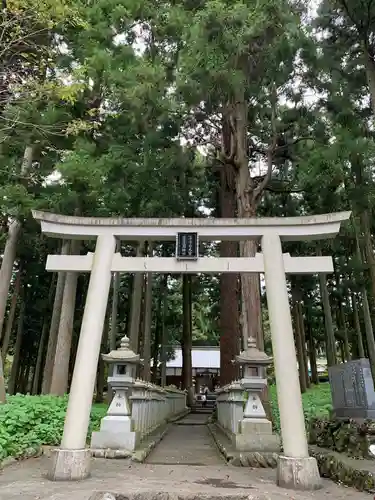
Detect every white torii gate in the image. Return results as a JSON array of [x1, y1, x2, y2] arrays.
[[33, 209, 351, 489]]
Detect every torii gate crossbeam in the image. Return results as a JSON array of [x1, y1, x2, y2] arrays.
[[45, 253, 334, 274]]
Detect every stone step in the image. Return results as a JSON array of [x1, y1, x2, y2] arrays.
[[191, 402, 215, 406], [190, 409, 213, 415]]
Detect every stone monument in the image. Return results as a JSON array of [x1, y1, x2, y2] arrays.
[[329, 358, 375, 419]]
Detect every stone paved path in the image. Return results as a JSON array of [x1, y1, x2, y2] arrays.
[[0, 456, 368, 500], [146, 413, 224, 465]]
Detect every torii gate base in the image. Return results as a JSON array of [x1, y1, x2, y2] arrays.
[[33, 210, 351, 491]]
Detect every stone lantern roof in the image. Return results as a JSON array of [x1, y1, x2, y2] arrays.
[[102, 335, 141, 365], [235, 337, 272, 367]]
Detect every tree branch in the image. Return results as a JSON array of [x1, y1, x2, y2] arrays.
[[253, 85, 278, 201], [220, 104, 236, 164]]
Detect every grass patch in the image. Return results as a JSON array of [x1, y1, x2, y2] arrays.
[[270, 382, 332, 432]]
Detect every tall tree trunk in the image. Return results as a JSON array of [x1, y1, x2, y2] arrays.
[[0, 353, 5, 402], [318, 269, 337, 366], [334, 267, 351, 362], [220, 88, 277, 418], [240, 242, 263, 348], [352, 292, 365, 358], [339, 342, 346, 362], [291, 282, 309, 391], [129, 243, 145, 353], [0, 146, 33, 337], [355, 231, 375, 380], [0, 146, 33, 401], [160, 274, 168, 387], [17, 354, 28, 394], [182, 275, 193, 405], [151, 322, 160, 384], [96, 313, 110, 403], [142, 271, 153, 382], [141, 242, 153, 382], [339, 304, 351, 362], [218, 159, 240, 385], [20, 351, 32, 393], [364, 50, 375, 116], [8, 295, 26, 395], [110, 261, 120, 352], [0, 220, 21, 402], [233, 93, 260, 345], [106, 247, 120, 404], [297, 301, 310, 389], [0, 219, 22, 339], [32, 275, 56, 394], [362, 289, 375, 386], [232, 94, 263, 352], [292, 294, 307, 393], [351, 154, 375, 311], [15, 359, 25, 394], [32, 318, 49, 395], [42, 240, 69, 394], [67, 273, 88, 392], [308, 335, 319, 385], [1, 270, 21, 363], [50, 241, 80, 395], [231, 94, 268, 419], [136, 280, 146, 379], [219, 261, 240, 384], [152, 282, 163, 384], [306, 301, 319, 385]]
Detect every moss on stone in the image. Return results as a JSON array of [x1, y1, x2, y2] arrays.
[[309, 446, 375, 493], [309, 416, 375, 458]]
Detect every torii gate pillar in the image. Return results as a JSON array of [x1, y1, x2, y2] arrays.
[[33, 210, 351, 490], [48, 234, 116, 480], [262, 234, 319, 489]]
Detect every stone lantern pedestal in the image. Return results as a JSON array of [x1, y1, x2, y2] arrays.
[[91, 336, 141, 451], [234, 337, 280, 452]]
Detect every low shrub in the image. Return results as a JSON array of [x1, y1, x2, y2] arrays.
[[0, 395, 107, 461]]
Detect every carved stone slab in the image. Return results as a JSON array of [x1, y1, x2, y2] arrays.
[[328, 359, 375, 419]]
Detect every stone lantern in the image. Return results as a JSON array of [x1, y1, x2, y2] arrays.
[[234, 336, 280, 452], [103, 334, 140, 385], [91, 335, 141, 451]]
